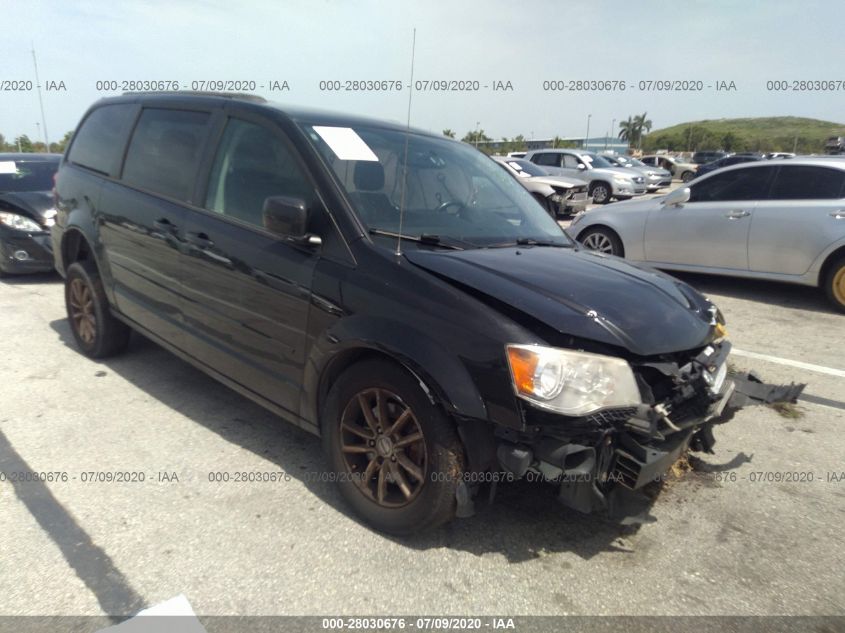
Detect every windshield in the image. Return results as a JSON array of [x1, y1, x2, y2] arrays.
[[623, 156, 647, 167], [0, 159, 58, 192], [500, 158, 548, 177], [302, 123, 572, 248], [582, 153, 614, 169]]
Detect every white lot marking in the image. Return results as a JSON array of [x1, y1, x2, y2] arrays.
[[731, 348, 845, 379], [96, 594, 207, 633]]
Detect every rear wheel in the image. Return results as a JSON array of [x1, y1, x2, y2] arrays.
[[589, 181, 612, 204], [578, 226, 624, 256], [824, 257, 845, 313], [322, 359, 464, 535], [65, 261, 131, 358]]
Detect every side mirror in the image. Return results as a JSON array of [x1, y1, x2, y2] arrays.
[[576, 163, 586, 170], [662, 187, 691, 207], [262, 196, 322, 246]]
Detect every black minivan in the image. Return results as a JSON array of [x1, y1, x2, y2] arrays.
[[52, 93, 795, 534]]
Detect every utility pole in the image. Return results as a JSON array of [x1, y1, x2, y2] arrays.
[[585, 114, 592, 150], [474, 121, 480, 148], [31, 43, 50, 151]]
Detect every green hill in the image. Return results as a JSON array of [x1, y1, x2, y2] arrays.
[[642, 117, 845, 154]]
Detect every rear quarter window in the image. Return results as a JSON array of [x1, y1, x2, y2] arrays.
[[769, 165, 845, 200], [122, 108, 211, 202], [67, 103, 137, 175]]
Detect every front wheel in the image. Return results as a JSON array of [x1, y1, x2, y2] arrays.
[[578, 226, 624, 256], [322, 359, 465, 534], [589, 182, 612, 204], [681, 170, 695, 183], [824, 257, 845, 313]]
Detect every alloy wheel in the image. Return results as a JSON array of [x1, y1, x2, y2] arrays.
[[69, 278, 96, 344], [592, 186, 609, 203], [339, 388, 427, 507], [582, 232, 614, 254], [833, 267, 845, 306]]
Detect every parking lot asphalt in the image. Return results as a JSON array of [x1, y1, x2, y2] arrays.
[[1, 226, 844, 618]]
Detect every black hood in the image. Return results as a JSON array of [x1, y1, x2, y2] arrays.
[[404, 246, 717, 357], [0, 191, 53, 223]]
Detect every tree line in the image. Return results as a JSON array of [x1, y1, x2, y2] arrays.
[[0, 131, 73, 154]]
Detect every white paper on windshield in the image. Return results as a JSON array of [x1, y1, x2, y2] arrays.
[[313, 126, 378, 161], [0, 161, 17, 174]]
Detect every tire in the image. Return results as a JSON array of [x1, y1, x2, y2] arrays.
[[681, 170, 694, 183], [64, 260, 131, 358], [577, 226, 624, 257], [589, 181, 612, 204], [322, 359, 465, 535], [824, 257, 845, 313]]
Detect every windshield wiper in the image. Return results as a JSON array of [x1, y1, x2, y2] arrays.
[[368, 228, 467, 250], [484, 237, 573, 249]]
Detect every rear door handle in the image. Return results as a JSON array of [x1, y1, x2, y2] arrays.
[[186, 231, 214, 248], [830, 210, 845, 219], [724, 210, 750, 219]]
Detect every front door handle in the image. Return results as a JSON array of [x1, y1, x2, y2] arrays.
[[724, 210, 750, 219], [830, 210, 845, 219], [153, 218, 178, 233]]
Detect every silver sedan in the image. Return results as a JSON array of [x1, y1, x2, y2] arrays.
[[567, 157, 845, 312]]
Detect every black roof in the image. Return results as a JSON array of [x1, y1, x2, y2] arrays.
[[0, 153, 62, 161], [91, 92, 436, 138]]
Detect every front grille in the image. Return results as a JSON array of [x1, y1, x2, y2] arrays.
[[586, 407, 638, 427]]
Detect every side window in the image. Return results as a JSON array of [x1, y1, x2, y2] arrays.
[[67, 104, 136, 175], [205, 118, 316, 229], [769, 166, 845, 200], [641, 157, 655, 166], [532, 153, 559, 167], [689, 166, 774, 202], [562, 154, 580, 169], [122, 108, 210, 202]]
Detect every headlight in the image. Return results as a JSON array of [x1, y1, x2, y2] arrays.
[[612, 176, 632, 185], [506, 344, 641, 416], [0, 212, 43, 232], [549, 192, 565, 203]]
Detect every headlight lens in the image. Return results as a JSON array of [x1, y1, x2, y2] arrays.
[[506, 344, 641, 416], [0, 212, 43, 232], [612, 176, 632, 185]]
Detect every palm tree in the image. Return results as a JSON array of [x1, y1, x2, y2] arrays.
[[618, 117, 636, 144], [442, 129, 456, 138], [552, 135, 563, 149], [634, 112, 652, 150]]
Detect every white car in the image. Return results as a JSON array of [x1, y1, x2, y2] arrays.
[[568, 157, 845, 312], [492, 156, 590, 216]]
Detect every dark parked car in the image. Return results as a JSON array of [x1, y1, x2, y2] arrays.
[[0, 153, 61, 275], [694, 153, 765, 177], [52, 93, 800, 534], [692, 150, 729, 165]]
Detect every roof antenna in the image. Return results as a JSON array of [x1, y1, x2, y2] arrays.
[[395, 28, 416, 257]]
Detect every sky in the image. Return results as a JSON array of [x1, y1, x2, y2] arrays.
[[2, 0, 844, 145]]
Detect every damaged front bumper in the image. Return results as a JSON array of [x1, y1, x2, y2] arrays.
[[495, 341, 805, 522]]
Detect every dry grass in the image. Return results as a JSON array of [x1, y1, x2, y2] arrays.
[[768, 401, 804, 419]]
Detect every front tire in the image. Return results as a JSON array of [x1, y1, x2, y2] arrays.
[[589, 181, 612, 204], [65, 261, 131, 358], [322, 359, 465, 535], [681, 170, 695, 183], [824, 257, 845, 313], [577, 226, 624, 256]]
